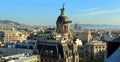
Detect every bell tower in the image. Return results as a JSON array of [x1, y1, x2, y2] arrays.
[[56, 4, 73, 42]]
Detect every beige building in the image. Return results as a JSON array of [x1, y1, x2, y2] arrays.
[[79, 41, 106, 60], [75, 31, 92, 43], [3, 29, 28, 43]]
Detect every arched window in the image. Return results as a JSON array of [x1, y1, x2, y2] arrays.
[[64, 25, 68, 33]]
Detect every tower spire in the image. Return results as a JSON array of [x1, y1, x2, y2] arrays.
[[60, 4, 65, 16], [63, 3, 65, 9]]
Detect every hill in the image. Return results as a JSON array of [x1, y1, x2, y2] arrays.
[[0, 20, 20, 25]]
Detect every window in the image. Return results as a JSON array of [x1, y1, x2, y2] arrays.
[[64, 26, 68, 33], [103, 46, 105, 48], [64, 38, 67, 40], [96, 46, 98, 49], [96, 49, 99, 52], [99, 46, 101, 48], [0, 52, 3, 54]]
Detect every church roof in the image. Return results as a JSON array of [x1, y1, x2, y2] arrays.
[[57, 16, 69, 22], [37, 41, 72, 59]]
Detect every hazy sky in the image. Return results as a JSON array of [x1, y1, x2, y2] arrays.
[[0, 0, 120, 25]]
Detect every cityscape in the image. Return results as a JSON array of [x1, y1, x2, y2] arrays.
[[0, 0, 120, 62]]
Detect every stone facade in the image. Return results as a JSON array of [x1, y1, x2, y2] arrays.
[[74, 31, 92, 44], [56, 4, 73, 44], [3, 29, 28, 43], [79, 41, 106, 61]]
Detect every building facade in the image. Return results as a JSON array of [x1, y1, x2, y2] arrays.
[[3, 29, 28, 43], [74, 23, 81, 32], [74, 31, 92, 44], [79, 41, 106, 61]]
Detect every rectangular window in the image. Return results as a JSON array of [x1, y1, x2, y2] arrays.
[[103, 46, 105, 48], [99, 46, 101, 48], [96, 46, 98, 49]]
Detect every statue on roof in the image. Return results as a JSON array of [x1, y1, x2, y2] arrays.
[[60, 4, 65, 16]]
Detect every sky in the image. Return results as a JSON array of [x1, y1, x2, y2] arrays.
[[0, 0, 120, 26]]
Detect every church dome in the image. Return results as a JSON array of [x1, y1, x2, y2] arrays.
[[56, 4, 70, 23], [57, 16, 69, 23]]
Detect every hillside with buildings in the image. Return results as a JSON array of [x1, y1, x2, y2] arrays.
[[0, 20, 20, 25]]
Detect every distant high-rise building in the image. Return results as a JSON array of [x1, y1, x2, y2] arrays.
[[37, 4, 79, 62], [74, 23, 81, 32]]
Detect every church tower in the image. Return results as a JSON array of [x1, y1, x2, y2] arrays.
[[38, 4, 79, 62], [56, 4, 73, 43]]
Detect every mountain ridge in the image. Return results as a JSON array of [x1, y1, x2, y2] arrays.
[[0, 20, 120, 29], [0, 20, 20, 25]]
